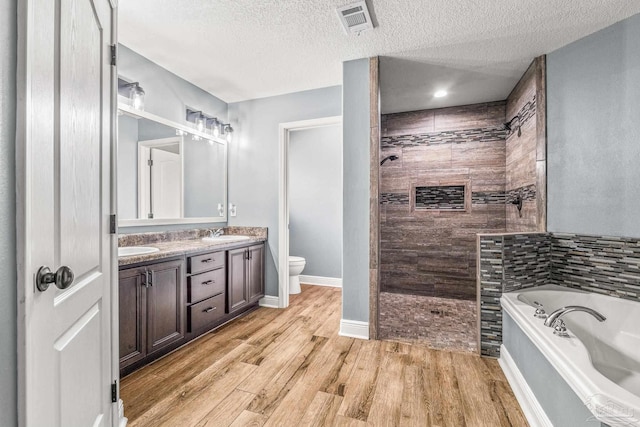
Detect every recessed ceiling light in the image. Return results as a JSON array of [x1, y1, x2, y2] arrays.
[[434, 90, 448, 98]]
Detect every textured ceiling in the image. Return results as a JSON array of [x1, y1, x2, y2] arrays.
[[119, 1, 640, 106]]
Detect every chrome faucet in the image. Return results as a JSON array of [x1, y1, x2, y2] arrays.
[[208, 228, 224, 238], [543, 306, 606, 337]]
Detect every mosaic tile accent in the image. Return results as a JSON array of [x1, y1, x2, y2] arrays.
[[472, 191, 506, 205], [380, 192, 410, 205], [478, 233, 551, 357], [381, 126, 507, 149], [379, 292, 478, 353], [551, 233, 640, 302], [506, 184, 536, 203], [503, 234, 551, 292], [415, 185, 465, 210], [478, 231, 640, 358], [506, 96, 536, 138], [479, 236, 505, 358]]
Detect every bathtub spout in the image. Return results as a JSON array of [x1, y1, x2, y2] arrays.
[[544, 306, 607, 327]]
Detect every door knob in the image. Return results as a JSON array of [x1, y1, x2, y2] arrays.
[[36, 266, 74, 292]]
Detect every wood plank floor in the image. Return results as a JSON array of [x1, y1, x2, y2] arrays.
[[121, 285, 528, 426]]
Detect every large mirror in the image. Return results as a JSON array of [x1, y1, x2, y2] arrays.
[[118, 105, 227, 226]]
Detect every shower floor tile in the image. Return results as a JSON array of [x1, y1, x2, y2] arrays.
[[378, 292, 477, 353]]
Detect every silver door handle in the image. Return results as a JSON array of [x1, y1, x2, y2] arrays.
[[36, 266, 74, 292]]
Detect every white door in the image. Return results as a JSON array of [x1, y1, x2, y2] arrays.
[[17, 0, 116, 426], [151, 148, 182, 218]]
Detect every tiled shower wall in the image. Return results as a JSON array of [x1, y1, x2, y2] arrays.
[[478, 232, 640, 357], [380, 102, 508, 300], [505, 57, 546, 232]]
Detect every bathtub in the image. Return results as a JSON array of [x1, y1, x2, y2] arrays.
[[500, 285, 640, 427]]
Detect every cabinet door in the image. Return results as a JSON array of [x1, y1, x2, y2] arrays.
[[248, 244, 265, 303], [147, 259, 185, 355], [228, 247, 248, 313], [119, 267, 147, 369]]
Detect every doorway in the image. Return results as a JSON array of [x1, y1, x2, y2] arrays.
[[277, 116, 342, 308]]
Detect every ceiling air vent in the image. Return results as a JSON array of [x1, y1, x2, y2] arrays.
[[336, 1, 374, 35]]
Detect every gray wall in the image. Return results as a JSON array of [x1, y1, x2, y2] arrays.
[[118, 45, 229, 232], [547, 13, 640, 238], [228, 86, 342, 296], [118, 44, 227, 124], [0, 0, 17, 424], [289, 125, 342, 278], [342, 59, 371, 323]]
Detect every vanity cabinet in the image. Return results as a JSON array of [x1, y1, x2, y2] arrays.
[[228, 244, 265, 314], [119, 241, 265, 375], [119, 258, 185, 371]]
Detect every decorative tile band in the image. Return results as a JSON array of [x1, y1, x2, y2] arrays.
[[506, 95, 536, 138], [380, 192, 410, 205], [551, 233, 640, 301], [506, 184, 536, 203], [415, 185, 465, 210], [472, 191, 506, 205], [381, 126, 507, 149]]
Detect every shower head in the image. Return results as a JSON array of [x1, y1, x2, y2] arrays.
[[380, 155, 399, 166], [504, 115, 522, 137]]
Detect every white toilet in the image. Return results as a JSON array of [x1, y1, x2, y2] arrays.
[[289, 256, 306, 294]]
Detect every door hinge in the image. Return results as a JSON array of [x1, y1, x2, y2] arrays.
[[109, 214, 116, 234], [110, 44, 117, 66], [111, 380, 118, 403], [147, 159, 153, 166]]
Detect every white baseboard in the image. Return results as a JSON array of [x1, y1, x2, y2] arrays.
[[259, 295, 279, 308], [499, 345, 552, 427], [300, 275, 342, 288], [339, 319, 369, 340]]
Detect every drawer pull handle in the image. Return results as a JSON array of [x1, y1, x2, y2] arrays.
[[203, 307, 216, 313], [201, 258, 214, 263], [202, 280, 215, 285]]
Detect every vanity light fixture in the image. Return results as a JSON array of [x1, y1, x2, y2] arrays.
[[186, 109, 207, 132], [123, 82, 145, 110], [207, 118, 221, 137], [221, 124, 234, 142]]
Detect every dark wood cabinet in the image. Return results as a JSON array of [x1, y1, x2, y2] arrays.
[[119, 241, 265, 375], [146, 259, 185, 355], [119, 258, 185, 372], [186, 250, 226, 334], [248, 244, 265, 303], [228, 244, 265, 314], [119, 267, 147, 369]]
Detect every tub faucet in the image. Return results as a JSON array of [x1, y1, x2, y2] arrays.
[[543, 306, 606, 336]]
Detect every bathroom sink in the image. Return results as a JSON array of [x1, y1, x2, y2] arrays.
[[118, 246, 160, 257], [202, 235, 251, 242]]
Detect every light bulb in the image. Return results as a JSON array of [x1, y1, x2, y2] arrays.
[[129, 83, 145, 110], [226, 128, 233, 143], [434, 90, 447, 98], [195, 115, 205, 132], [176, 129, 187, 136], [213, 124, 220, 138]]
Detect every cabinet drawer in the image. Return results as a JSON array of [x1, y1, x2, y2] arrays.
[[188, 293, 225, 332], [188, 268, 225, 303], [188, 251, 225, 274]]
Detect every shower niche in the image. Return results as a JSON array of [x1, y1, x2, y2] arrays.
[[411, 183, 469, 212]]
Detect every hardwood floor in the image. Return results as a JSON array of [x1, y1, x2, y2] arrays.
[[121, 285, 528, 426]]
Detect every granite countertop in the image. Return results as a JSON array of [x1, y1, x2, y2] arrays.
[[118, 226, 267, 267]]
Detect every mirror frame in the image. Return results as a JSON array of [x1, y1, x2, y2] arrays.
[[117, 102, 228, 227]]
